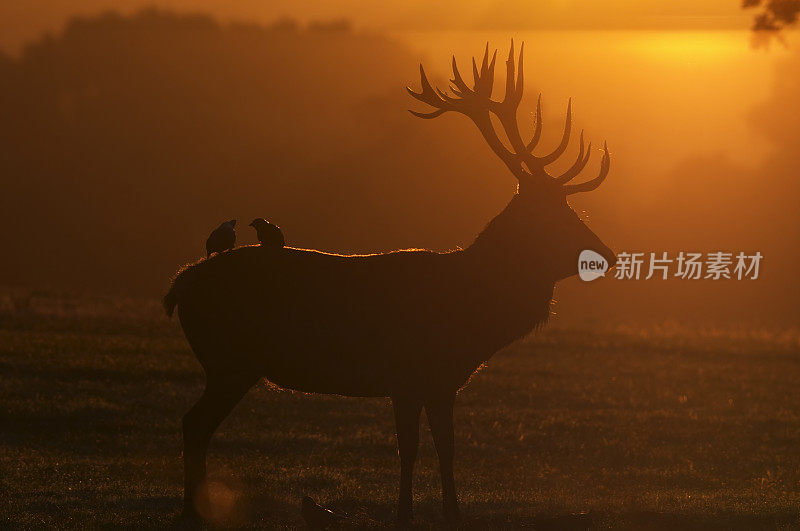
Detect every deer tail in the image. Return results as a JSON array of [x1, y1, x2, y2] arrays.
[[163, 284, 178, 318]]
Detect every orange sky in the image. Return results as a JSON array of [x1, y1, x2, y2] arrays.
[[0, 0, 753, 54]]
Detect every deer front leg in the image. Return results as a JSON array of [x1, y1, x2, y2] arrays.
[[392, 396, 422, 525], [426, 392, 459, 524], [182, 371, 255, 520]]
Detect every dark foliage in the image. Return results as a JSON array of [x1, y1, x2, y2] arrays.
[[743, 0, 800, 31], [0, 8, 509, 295]]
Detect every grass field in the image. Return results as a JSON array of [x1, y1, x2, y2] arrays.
[[1, 290, 800, 529]]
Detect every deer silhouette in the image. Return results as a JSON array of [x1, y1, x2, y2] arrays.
[[164, 42, 615, 524]]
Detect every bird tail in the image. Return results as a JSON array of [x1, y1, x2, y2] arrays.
[[163, 284, 178, 318]]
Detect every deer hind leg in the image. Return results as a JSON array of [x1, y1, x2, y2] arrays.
[[426, 392, 460, 524], [182, 370, 256, 519], [392, 396, 423, 525]]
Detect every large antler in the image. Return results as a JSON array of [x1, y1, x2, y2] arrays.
[[407, 41, 610, 195]]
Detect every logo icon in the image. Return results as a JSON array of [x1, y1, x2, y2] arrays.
[[578, 250, 608, 282]]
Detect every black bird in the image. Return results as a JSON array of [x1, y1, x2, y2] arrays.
[[205, 219, 236, 257], [249, 218, 285, 247]]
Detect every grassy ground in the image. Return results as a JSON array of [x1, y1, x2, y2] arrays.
[[1, 291, 800, 529]]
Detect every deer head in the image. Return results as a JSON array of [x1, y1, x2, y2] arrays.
[[408, 41, 615, 280]]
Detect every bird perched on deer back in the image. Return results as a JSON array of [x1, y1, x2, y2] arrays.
[[205, 219, 236, 257], [249, 218, 285, 248]]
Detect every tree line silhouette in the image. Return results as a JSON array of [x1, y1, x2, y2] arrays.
[[0, 9, 511, 295]]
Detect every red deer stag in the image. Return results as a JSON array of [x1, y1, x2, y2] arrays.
[[164, 42, 615, 524]]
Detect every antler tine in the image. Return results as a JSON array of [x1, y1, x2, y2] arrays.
[[450, 56, 472, 95], [448, 84, 466, 99], [564, 142, 610, 194], [503, 39, 517, 105], [474, 45, 497, 96], [406, 64, 449, 118], [498, 40, 524, 111], [515, 42, 525, 104], [486, 49, 498, 94], [537, 98, 572, 165], [407, 65, 440, 103], [408, 107, 447, 119], [526, 94, 543, 151], [554, 131, 591, 184], [436, 86, 462, 104]]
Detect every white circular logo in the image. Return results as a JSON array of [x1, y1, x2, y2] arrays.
[[578, 250, 608, 282]]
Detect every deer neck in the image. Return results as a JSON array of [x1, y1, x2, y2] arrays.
[[446, 195, 554, 374], [463, 194, 555, 316], [465, 195, 552, 278]]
